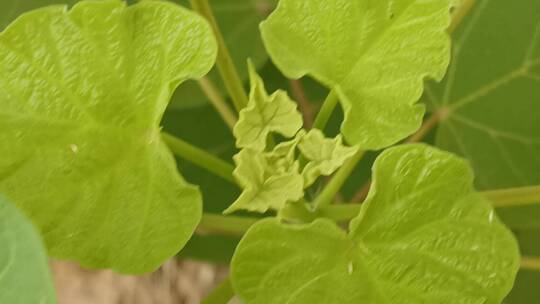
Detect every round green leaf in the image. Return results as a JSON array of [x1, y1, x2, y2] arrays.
[[260, 0, 452, 149], [231, 144, 519, 303], [0, 0, 216, 273], [0, 196, 56, 304]]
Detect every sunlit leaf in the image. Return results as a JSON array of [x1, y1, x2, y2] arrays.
[[0, 0, 216, 273], [260, 0, 452, 149], [0, 197, 56, 304], [234, 62, 303, 152], [299, 129, 358, 187], [231, 144, 519, 303]]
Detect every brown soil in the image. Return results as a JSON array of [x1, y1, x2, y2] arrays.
[[52, 259, 228, 304]]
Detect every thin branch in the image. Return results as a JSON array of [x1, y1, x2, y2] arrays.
[[351, 181, 371, 203], [484, 185, 540, 208], [313, 149, 365, 209], [289, 79, 316, 128], [312, 90, 339, 131], [197, 77, 237, 130], [521, 256, 540, 271], [323, 185, 540, 221], [161, 132, 236, 184], [189, 0, 249, 111], [406, 110, 449, 143], [197, 213, 259, 236], [449, 0, 477, 33]]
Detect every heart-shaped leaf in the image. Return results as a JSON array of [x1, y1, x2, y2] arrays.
[[231, 144, 519, 303], [0, 0, 216, 273], [260, 0, 452, 149], [0, 197, 56, 304]]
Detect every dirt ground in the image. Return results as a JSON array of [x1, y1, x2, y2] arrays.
[[52, 259, 228, 304]]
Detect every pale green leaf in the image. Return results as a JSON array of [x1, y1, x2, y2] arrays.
[[224, 148, 303, 214], [0, 0, 216, 273], [264, 130, 305, 176], [233, 62, 303, 151], [299, 129, 358, 187], [425, 0, 540, 190], [260, 0, 452, 149], [0, 196, 56, 304], [231, 144, 519, 303]]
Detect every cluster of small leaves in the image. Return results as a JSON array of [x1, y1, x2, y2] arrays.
[[225, 63, 358, 214]]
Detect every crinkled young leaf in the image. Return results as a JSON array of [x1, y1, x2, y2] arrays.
[[0, 197, 56, 304], [264, 130, 304, 176], [224, 148, 303, 214], [0, 0, 216, 273], [299, 129, 358, 187], [261, 0, 452, 149], [231, 144, 519, 304], [233, 62, 303, 152], [425, 0, 540, 190]]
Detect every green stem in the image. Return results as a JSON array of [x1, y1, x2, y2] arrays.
[[318, 204, 360, 222], [198, 77, 237, 130], [161, 133, 235, 184], [449, 0, 476, 33], [312, 90, 339, 131], [279, 200, 317, 223], [198, 213, 259, 236], [521, 256, 540, 271], [317, 185, 540, 222], [189, 0, 249, 112], [312, 149, 365, 209], [201, 277, 235, 304], [484, 185, 540, 208]]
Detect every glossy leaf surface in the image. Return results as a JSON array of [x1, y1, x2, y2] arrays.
[[231, 144, 519, 303], [261, 0, 452, 149], [0, 0, 215, 273], [0, 197, 56, 304]]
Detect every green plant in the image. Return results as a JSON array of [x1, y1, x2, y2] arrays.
[[0, 0, 538, 303]]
